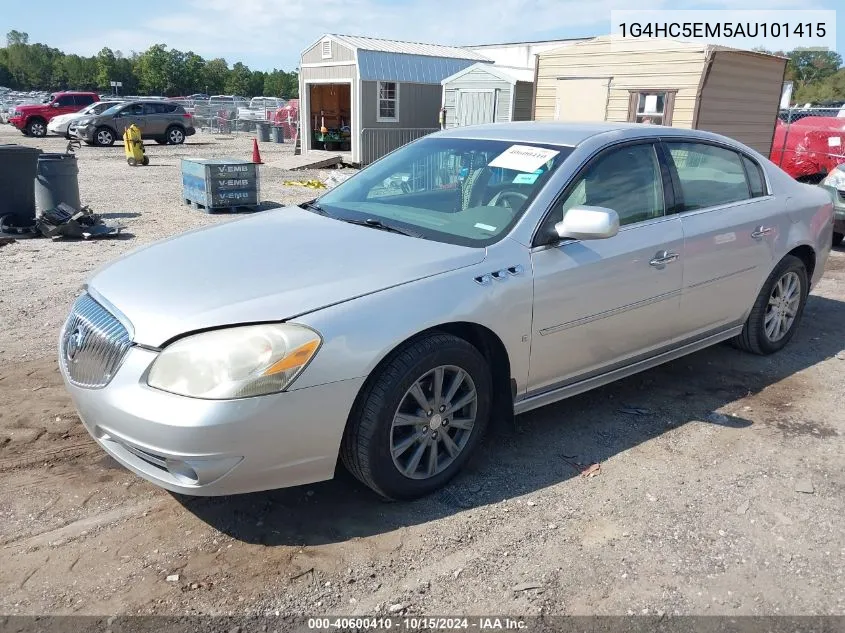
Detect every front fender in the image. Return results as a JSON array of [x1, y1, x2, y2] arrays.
[[291, 240, 534, 396]]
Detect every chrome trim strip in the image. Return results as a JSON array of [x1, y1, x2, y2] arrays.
[[515, 325, 743, 415], [538, 289, 681, 336], [687, 266, 757, 290]]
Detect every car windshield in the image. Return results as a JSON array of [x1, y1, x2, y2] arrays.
[[100, 104, 124, 116], [316, 137, 572, 247]]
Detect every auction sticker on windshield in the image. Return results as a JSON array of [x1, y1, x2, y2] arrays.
[[489, 145, 560, 173]]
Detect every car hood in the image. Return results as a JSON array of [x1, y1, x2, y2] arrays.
[[87, 207, 486, 347], [14, 103, 46, 113], [49, 113, 77, 124]]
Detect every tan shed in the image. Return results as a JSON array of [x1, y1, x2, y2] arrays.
[[533, 35, 788, 156]]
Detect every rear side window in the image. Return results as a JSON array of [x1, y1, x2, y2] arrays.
[[144, 103, 177, 114], [665, 142, 752, 211], [75, 95, 96, 106], [55, 95, 75, 106], [742, 155, 767, 197]]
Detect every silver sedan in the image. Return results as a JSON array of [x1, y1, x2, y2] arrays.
[[58, 122, 834, 500]]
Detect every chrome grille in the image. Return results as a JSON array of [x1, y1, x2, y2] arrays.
[[837, 189, 845, 203], [60, 293, 132, 388]]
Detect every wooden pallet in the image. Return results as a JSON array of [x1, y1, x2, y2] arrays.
[[184, 198, 259, 214]]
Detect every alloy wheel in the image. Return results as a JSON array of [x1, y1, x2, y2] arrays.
[[97, 129, 113, 146], [390, 365, 478, 480], [764, 271, 801, 342], [169, 128, 185, 144]]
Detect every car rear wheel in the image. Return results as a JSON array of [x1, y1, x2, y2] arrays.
[[732, 255, 808, 355], [93, 127, 115, 147], [341, 332, 492, 500], [834, 232, 844, 247], [26, 119, 46, 137], [166, 126, 185, 145]]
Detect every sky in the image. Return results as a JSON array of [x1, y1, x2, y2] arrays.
[[3, 0, 843, 71]]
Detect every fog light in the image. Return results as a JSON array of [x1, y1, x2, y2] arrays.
[[166, 459, 199, 485]]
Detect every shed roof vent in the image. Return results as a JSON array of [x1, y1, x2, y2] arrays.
[[321, 40, 332, 59]]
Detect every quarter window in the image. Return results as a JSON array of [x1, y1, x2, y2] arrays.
[[742, 155, 767, 197], [666, 142, 753, 211], [553, 143, 665, 229], [377, 82, 399, 122]]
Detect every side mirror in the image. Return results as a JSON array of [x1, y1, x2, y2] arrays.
[[51, 102, 60, 108], [554, 205, 620, 241]]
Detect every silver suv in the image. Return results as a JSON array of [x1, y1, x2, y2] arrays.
[[70, 100, 197, 147]]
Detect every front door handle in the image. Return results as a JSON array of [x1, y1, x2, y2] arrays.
[[649, 250, 680, 267], [751, 226, 774, 240]]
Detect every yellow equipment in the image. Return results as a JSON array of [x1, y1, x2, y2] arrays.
[[123, 124, 149, 166]]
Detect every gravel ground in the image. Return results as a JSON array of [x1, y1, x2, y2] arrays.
[[0, 122, 844, 619], [0, 124, 347, 362]]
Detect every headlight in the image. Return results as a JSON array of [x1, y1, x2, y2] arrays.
[[147, 323, 321, 399], [822, 168, 845, 189]]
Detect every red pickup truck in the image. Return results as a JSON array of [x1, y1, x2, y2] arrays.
[[8, 91, 100, 137]]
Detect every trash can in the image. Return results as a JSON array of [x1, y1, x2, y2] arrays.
[[0, 144, 42, 228], [35, 152, 81, 216], [270, 126, 284, 144], [255, 122, 270, 142]]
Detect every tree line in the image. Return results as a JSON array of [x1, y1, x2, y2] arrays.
[[0, 30, 299, 98], [753, 48, 843, 104]]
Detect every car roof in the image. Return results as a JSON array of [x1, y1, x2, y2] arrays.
[[432, 121, 740, 148]]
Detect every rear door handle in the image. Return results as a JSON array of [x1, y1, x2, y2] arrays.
[[649, 251, 680, 267], [751, 226, 774, 239]]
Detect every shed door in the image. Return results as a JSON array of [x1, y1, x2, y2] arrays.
[[456, 90, 496, 126], [555, 78, 610, 122]]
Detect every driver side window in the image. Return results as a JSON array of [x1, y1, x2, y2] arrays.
[[553, 143, 665, 229]]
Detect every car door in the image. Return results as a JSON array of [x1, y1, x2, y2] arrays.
[[527, 141, 685, 393], [113, 103, 146, 134], [662, 140, 779, 337], [52, 94, 77, 118], [142, 102, 167, 136]]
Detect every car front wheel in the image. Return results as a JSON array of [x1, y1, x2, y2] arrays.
[[834, 232, 844, 247], [341, 332, 492, 500], [94, 127, 115, 147], [732, 254, 808, 355], [26, 119, 46, 137]]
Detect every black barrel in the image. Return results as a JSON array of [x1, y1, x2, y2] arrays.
[[0, 144, 42, 227], [270, 125, 283, 143], [35, 152, 81, 215], [255, 122, 270, 142]]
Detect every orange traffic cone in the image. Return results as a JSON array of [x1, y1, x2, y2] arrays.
[[252, 138, 263, 164]]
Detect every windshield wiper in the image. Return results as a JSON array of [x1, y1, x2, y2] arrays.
[[340, 217, 419, 237], [300, 200, 329, 215]]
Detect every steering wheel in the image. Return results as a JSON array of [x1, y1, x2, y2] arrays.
[[489, 190, 529, 209]]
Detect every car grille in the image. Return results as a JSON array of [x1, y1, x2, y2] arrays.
[[60, 293, 132, 388], [837, 189, 845, 203]]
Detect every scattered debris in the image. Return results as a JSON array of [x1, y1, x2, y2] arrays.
[[581, 463, 602, 478], [165, 574, 179, 583], [453, 568, 463, 579], [737, 501, 750, 515], [283, 179, 326, 190], [388, 603, 407, 613], [835, 350, 845, 360], [511, 582, 543, 592], [526, 500, 536, 507], [794, 480, 815, 494], [36, 203, 125, 240], [620, 407, 651, 416]]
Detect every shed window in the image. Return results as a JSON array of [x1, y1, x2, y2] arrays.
[[321, 40, 332, 59], [377, 81, 399, 122], [628, 90, 676, 125]]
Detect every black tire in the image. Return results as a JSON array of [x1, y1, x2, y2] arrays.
[[341, 332, 492, 500], [155, 138, 167, 145], [165, 126, 186, 145], [732, 255, 808, 355], [142, 155, 149, 166], [25, 118, 47, 137], [127, 157, 136, 166], [833, 232, 844, 247], [93, 126, 115, 147]]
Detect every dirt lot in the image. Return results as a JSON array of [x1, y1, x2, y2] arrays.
[[0, 123, 844, 618]]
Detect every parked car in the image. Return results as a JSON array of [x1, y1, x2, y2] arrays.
[[58, 122, 833, 500], [8, 91, 99, 137], [47, 100, 124, 137], [70, 100, 196, 146], [819, 164, 845, 246]]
